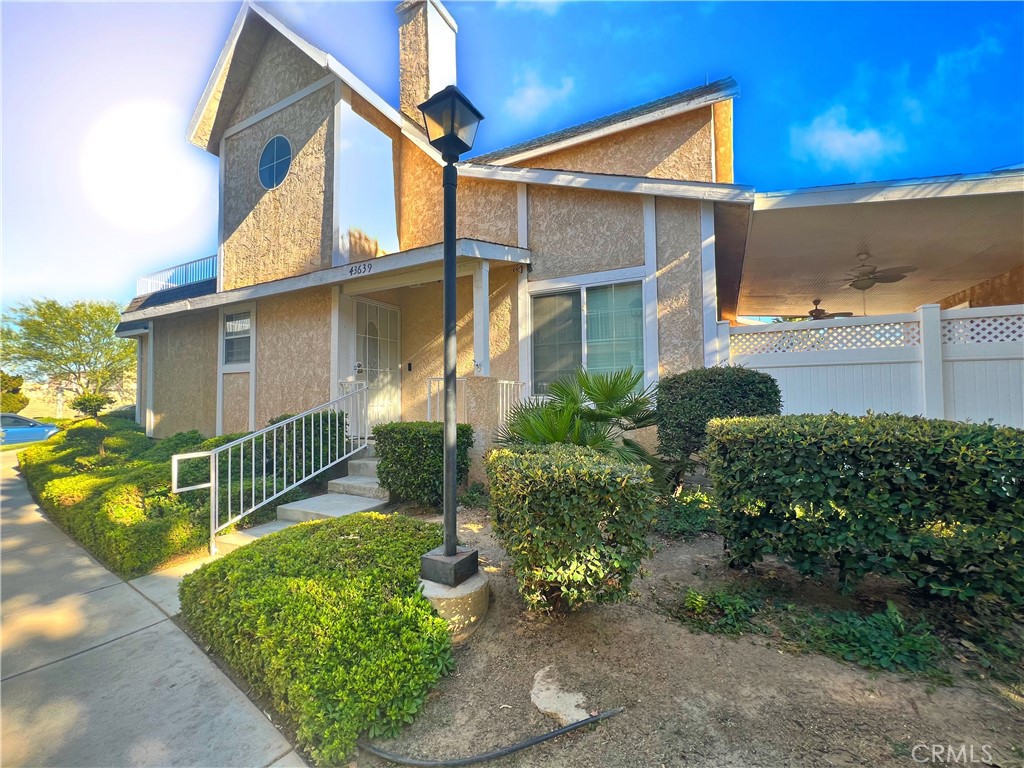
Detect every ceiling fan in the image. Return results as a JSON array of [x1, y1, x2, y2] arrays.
[[807, 299, 853, 320], [846, 252, 918, 291]]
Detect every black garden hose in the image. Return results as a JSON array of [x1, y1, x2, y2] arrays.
[[358, 707, 625, 767]]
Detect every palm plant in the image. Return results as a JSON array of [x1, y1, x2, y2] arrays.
[[496, 368, 667, 484]]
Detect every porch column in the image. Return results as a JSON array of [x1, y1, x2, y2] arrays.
[[473, 261, 491, 376]]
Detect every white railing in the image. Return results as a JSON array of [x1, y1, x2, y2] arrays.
[[426, 377, 467, 423], [136, 255, 217, 296], [171, 382, 369, 554], [498, 380, 528, 425], [721, 304, 1024, 428], [425, 378, 526, 425]]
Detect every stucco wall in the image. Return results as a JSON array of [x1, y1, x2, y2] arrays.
[[712, 100, 734, 184], [938, 264, 1024, 309], [515, 108, 714, 182], [397, 138, 443, 250], [222, 84, 335, 290], [457, 179, 519, 247], [222, 373, 251, 434], [151, 312, 218, 439], [527, 186, 644, 281], [655, 197, 704, 374], [137, 336, 149, 428], [254, 288, 334, 427], [229, 32, 326, 127]]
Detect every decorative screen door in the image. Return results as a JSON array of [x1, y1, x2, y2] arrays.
[[355, 300, 401, 427]]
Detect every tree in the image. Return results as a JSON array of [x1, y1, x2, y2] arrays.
[[70, 392, 114, 418], [1, 371, 29, 413], [2, 299, 134, 397]]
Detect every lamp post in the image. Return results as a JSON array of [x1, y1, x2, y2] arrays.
[[417, 85, 484, 586]]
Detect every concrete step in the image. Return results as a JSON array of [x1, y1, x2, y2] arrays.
[[216, 519, 296, 555], [277, 493, 387, 522], [360, 441, 377, 459], [328, 475, 389, 500], [347, 457, 380, 477]]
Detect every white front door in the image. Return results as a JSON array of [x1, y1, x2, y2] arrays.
[[355, 299, 401, 427]]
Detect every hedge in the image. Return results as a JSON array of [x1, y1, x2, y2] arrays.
[[705, 413, 1024, 609], [373, 421, 474, 507], [486, 445, 657, 612], [17, 416, 302, 578], [179, 514, 452, 765], [656, 366, 782, 469]]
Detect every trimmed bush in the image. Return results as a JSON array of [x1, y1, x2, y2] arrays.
[[655, 366, 782, 469], [706, 414, 1024, 609], [70, 392, 115, 417], [486, 445, 657, 612], [373, 421, 473, 507], [179, 514, 453, 765]]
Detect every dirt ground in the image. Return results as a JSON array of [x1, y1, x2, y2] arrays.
[[356, 507, 1024, 768]]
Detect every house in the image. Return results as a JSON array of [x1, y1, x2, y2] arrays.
[[118, 0, 1024, 464]]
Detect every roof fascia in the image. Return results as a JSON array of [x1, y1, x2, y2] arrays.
[[482, 81, 739, 166], [458, 163, 755, 203], [754, 170, 1024, 211]]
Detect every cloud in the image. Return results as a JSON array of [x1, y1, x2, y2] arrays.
[[502, 70, 574, 124], [790, 106, 905, 173]]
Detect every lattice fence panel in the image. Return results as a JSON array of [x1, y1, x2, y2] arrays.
[[941, 314, 1024, 345], [730, 322, 922, 356]]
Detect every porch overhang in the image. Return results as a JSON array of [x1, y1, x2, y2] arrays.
[[120, 239, 530, 323], [730, 170, 1024, 317]]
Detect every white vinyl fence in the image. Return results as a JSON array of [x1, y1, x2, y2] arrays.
[[720, 304, 1024, 428]]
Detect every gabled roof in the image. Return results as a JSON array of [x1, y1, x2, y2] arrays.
[[188, 2, 441, 161], [472, 77, 739, 166]]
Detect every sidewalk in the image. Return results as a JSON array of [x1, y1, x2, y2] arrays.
[[0, 452, 305, 768]]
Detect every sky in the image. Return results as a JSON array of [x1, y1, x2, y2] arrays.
[[2, 0, 1022, 312]]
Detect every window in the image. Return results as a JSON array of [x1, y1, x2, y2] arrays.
[[224, 311, 251, 365], [531, 281, 644, 395], [258, 135, 292, 190], [1, 415, 30, 427]]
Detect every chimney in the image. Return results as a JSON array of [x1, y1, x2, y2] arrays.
[[396, 0, 457, 122]]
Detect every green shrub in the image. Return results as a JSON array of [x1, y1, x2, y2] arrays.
[[373, 421, 473, 507], [1, 371, 29, 414], [70, 392, 115, 418], [655, 366, 781, 471], [654, 488, 720, 539], [705, 413, 1024, 610], [486, 445, 657, 612], [179, 514, 452, 765]]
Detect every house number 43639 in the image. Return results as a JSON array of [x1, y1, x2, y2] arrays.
[[348, 262, 373, 276]]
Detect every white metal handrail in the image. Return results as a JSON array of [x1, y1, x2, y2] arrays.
[[498, 380, 527, 425], [171, 382, 369, 554], [425, 378, 526, 425], [136, 255, 217, 296]]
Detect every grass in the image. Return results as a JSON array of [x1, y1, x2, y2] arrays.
[[653, 487, 720, 539]]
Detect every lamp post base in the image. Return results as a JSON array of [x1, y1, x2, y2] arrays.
[[420, 545, 479, 587], [420, 571, 490, 644]]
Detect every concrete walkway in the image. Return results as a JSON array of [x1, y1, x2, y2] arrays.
[[0, 453, 306, 768]]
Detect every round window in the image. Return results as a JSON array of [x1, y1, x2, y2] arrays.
[[258, 135, 292, 189]]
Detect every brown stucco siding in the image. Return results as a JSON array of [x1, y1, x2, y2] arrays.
[[515, 108, 714, 182], [229, 32, 327, 127], [151, 312, 218, 439], [457, 179, 519, 246], [254, 288, 333, 427], [222, 85, 335, 290], [655, 197, 704, 374], [488, 266, 520, 383], [222, 373, 251, 434], [712, 100, 734, 184], [938, 264, 1024, 309], [527, 186, 644, 281]]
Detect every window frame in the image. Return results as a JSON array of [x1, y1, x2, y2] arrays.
[[257, 135, 292, 190], [220, 304, 255, 372], [528, 273, 651, 396]]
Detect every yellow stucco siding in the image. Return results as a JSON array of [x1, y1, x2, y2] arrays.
[[151, 312, 218, 439], [515, 108, 714, 182], [712, 100, 734, 184], [229, 32, 327, 127], [253, 288, 334, 427], [655, 197, 704, 374], [397, 137, 443, 250], [222, 373, 251, 434], [457, 179, 519, 246], [527, 186, 644, 281], [222, 85, 335, 290]]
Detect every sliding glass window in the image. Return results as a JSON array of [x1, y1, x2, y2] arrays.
[[531, 281, 644, 395]]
